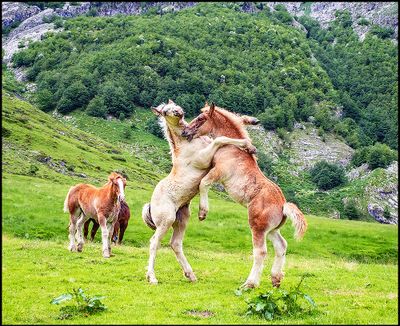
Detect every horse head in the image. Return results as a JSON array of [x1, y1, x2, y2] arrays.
[[151, 100, 184, 123], [108, 172, 126, 202], [182, 102, 259, 141]]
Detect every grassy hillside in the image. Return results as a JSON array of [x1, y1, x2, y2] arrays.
[[2, 91, 398, 324], [2, 90, 167, 184]]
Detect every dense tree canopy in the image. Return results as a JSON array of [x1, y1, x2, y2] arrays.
[[13, 3, 336, 122], [12, 3, 398, 155]]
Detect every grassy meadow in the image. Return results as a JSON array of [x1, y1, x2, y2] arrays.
[[2, 91, 398, 324]]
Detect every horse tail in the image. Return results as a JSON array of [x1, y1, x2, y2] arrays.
[[283, 202, 307, 240], [142, 203, 156, 230], [63, 186, 74, 213]]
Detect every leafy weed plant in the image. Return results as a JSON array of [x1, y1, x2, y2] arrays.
[[51, 288, 107, 320], [239, 275, 317, 321]]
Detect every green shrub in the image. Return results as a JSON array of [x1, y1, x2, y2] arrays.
[[86, 96, 107, 118], [51, 288, 107, 320], [352, 143, 397, 169], [35, 89, 55, 112], [369, 25, 394, 39], [256, 152, 274, 176], [29, 164, 39, 175], [357, 18, 370, 26], [310, 161, 347, 190], [367, 143, 397, 169], [122, 126, 131, 139], [343, 200, 362, 220], [239, 275, 316, 320], [383, 206, 391, 220]]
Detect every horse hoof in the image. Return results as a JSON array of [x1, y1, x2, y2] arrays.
[[77, 243, 83, 252], [198, 209, 208, 220], [240, 281, 258, 289], [247, 145, 257, 154], [103, 250, 110, 258], [185, 272, 197, 282], [147, 273, 158, 284], [271, 274, 283, 288], [68, 245, 76, 252]]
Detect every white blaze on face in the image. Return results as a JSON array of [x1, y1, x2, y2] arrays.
[[117, 178, 125, 201]]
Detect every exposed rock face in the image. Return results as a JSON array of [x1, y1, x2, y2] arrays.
[[365, 162, 398, 224], [266, 2, 398, 39], [2, 2, 41, 28], [289, 124, 354, 170], [247, 125, 284, 162]]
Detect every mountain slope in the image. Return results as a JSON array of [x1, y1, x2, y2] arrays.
[[2, 89, 166, 185]]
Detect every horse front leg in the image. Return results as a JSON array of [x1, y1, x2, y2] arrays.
[[76, 214, 88, 252], [242, 226, 267, 289], [107, 221, 114, 254], [98, 214, 110, 258], [198, 167, 221, 220], [68, 215, 77, 252], [170, 204, 197, 282], [193, 136, 256, 169]]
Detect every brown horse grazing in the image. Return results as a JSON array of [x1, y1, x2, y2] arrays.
[[64, 172, 126, 258], [182, 103, 307, 289], [83, 200, 131, 244]]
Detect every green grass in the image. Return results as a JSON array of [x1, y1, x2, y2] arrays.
[[2, 173, 398, 324], [2, 91, 398, 324]]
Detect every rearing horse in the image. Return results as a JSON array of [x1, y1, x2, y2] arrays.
[[182, 103, 307, 288], [142, 100, 257, 284]]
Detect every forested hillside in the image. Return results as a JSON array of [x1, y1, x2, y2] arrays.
[[2, 2, 398, 222]]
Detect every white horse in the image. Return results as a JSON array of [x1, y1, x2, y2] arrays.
[[142, 100, 256, 284]]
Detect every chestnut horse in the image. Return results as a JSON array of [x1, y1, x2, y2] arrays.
[[182, 103, 307, 288], [142, 100, 257, 284], [83, 200, 131, 244], [64, 172, 126, 258]]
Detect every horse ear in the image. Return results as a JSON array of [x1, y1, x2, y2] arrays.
[[151, 107, 161, 116], [209, 102, 215, 117], [151, 103, 165, 116], [168, 99, 174, 104], [241, 115, 260, 125], [108, 172, 117, 184], [204, 101, 209, 107]]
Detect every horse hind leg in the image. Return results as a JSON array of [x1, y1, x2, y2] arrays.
[[242, 227, 267, 289], [147, 205, 176, 284], [90, 220, 100, 242], [117, 221, 128, 245], [83, 219, 90, 241], [267, 229, 287, 288], [170, 204, 197, 282]]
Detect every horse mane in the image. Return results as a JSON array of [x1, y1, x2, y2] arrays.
[[158, 117, 185, 158], [204, 106, 250, 139]]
